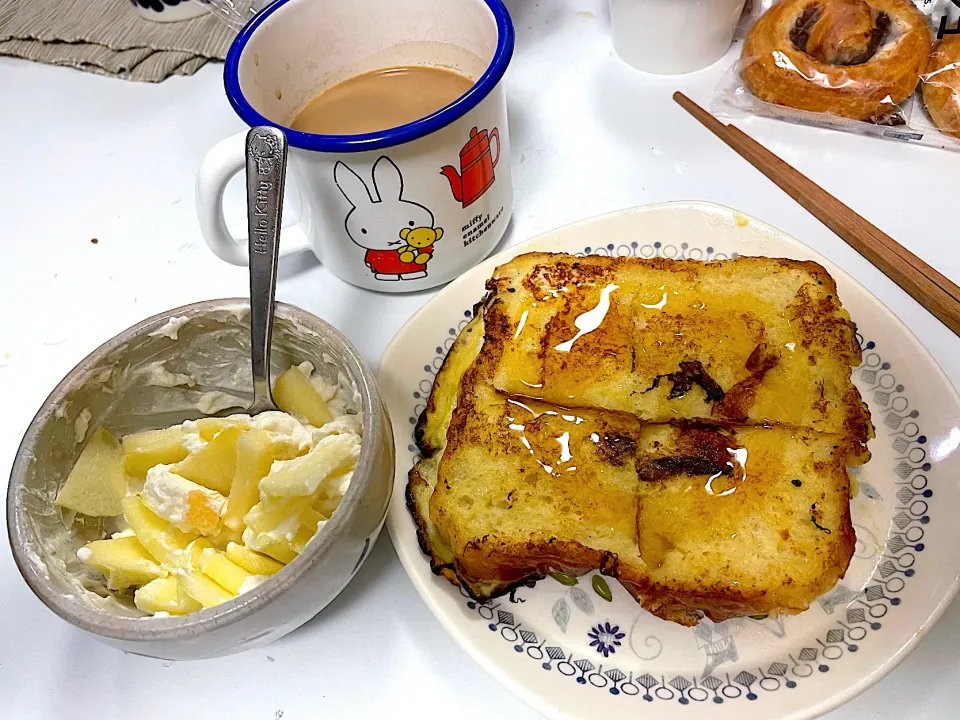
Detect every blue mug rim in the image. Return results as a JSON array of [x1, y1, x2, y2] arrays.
[[223, 0, 514, 153]]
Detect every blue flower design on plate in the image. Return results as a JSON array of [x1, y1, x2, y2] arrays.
[[588, 622, 625, 657]]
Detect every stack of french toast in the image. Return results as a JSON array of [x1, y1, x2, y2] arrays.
[[407, 252, 873, 625]]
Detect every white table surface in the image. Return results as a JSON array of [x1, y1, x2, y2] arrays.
[[3, 1, 960, 717]]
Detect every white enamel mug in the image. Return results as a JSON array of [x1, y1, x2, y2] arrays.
[[197, 0, 515, 293], [609, 0, 747, 75]]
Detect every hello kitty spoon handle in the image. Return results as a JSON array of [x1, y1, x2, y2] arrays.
[[245, 126, 287, 415]]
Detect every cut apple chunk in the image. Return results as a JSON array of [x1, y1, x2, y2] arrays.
[[225, 542, 285, 575], [258, 434, 360, 500], [183, 538, 214, 570], [122, 427, 188, 478], [121, 495, 197, 567], [77, 535, 164, 590], [195, 417, 249, 442], [223, 429, 278, 531], [314, 492, 344, 519], [242, 529, 298, 564], [177, 569, 234, 608], [208, 525, 243, 551], [198, 548, 252, 594], [173, 424, 243, 495], [243, 495, 313, 534], [55, 427, 127, 517], [273, 367, 334, 427], [134, 576, 203, 615], [290, 507, 326, 554]]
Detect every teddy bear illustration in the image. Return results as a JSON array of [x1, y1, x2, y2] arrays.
[[334, 156, 443, 282], [398, 226, 443, 265]]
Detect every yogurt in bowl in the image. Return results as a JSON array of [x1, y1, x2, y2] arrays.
[[7, 299, 394, 659]]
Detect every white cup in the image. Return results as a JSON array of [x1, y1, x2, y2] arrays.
[[131, 0, 208, 23], [197, 0, 515, 292], [609, 0, 747, 75]]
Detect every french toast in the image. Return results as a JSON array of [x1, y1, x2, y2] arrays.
[[483, 252, 873, 446], [633, 424, 856, 622], [406, 315, 518, 598], [409, 310, 862, 624], [407, 252, 870, 625], [430, 340, 651, 604]]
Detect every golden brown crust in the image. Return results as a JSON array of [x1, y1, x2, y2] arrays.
[[413, 315, 484, 456], [923, 35, 960, 138], [406, 314, 519, 599], [484, 252, 873, 448], [405, 467, 453, 571], [742, 0, 931, 120]]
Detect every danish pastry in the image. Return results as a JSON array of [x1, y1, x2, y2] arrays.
[[922, 34, 960, 138], [742, 0, 931, 121]]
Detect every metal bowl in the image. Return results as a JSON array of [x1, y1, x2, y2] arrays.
[[6, 299, 394, 660]]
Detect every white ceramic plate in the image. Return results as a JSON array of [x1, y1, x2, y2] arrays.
[[379, 202, 960, 720]]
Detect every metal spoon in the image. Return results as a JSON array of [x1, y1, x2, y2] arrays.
[[223, 125, 288, 416], [130, 126, 288, 429]]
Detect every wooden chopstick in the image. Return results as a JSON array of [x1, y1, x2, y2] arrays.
[[673, 91, 960, 336], [723, 118, 960, 306], [673, 91, 960, 302]]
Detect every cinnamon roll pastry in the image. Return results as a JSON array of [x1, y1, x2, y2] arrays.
[[742, 0, 931, 120]]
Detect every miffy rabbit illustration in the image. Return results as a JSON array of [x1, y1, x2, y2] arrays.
[[334, 156, 444, 281]]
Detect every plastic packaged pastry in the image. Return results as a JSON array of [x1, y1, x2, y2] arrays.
[[742, 0, 931, 120], [921, 34, 960, 138], [715, 0, 960, 151]]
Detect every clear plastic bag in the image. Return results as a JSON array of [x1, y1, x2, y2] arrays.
[[196, 0, 274, 31], [918, 29, 960, 139], [735, 0, 778, 38], [714, 0, 960, 151]]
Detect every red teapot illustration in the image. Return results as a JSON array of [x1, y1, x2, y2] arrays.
[[440, 126, 500, 208]]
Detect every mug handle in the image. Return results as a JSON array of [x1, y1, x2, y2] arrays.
[[489, 127, 500, 168], [196, 131, 310, 266]]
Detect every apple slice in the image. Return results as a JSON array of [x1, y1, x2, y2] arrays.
[[177, 569, 234, 608], [134, 576, 203, 615], [273, 366, 334, 426], [121, 495, 197, 567], [225, 542, 285, 575], [198, 548, 252, 594], [77, 535, 163, 590], [223, 429, 278, 531], [173, 425, 243, 495], [122, 426, 188, 478], [55, 427, 127, 517]]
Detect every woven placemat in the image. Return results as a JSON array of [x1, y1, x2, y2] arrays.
[[0, 0, 242, 82]]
